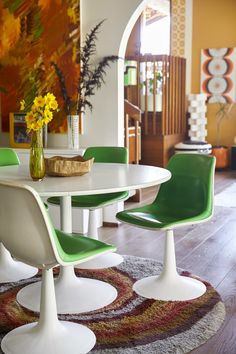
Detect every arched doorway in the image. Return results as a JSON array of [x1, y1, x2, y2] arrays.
[[124, 0, 189, 167], [123, 1, 171, 164], [80, 0, 191, 164], [80, 0, 146, 148]]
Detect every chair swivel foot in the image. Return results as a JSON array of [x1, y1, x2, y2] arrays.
[[17, 276, 118, 314], [1, 320, 96, 354], [133, 273, 206, 301]]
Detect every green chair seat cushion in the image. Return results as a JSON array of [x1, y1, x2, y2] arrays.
[[116, 203, 211, 230], [54, 229, 116, 263], [48, 191, 129, 209]]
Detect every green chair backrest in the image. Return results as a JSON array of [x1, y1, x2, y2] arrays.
[[154, 154, 216, 218], [83, 146, 128, 164], [0, 148, 20, 166]]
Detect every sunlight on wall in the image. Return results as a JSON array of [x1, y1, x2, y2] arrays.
[[141, 16, 170, 54]]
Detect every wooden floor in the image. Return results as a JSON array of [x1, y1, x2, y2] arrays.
[[98, 170, 236, 354]]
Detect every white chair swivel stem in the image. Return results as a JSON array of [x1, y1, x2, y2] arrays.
[[133, 229, 206, 300]]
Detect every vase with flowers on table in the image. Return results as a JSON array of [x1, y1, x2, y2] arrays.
[[20, 93, 59, 181]]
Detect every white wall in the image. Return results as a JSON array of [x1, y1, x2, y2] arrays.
[[80, 0, 146, 148]]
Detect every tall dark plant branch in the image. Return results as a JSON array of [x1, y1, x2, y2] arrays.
[[77, 20, 105, 66], [51, 62, 72, 115], [76, 55, 118, 114], [52, 20, 119, 116]]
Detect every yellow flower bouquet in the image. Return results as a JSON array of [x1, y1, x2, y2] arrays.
[[20, 92, 58, 181], [20, 92, 58, 132]]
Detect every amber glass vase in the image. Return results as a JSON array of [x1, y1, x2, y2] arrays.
[[29, 129, 45, 181]]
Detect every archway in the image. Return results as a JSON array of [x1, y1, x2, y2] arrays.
[[80, 0, 146, 148]]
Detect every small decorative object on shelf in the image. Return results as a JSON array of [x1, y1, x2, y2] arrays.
[[187, 93, 208, 142], [174, 94, 212, 157], [20, 92, 59, 181]]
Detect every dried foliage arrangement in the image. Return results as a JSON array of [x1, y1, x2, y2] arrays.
[[215, 102, 233, 147], [51, 20, 118, 116]]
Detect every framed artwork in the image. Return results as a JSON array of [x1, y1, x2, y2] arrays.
[[200, 47, 236, 103], [0, 1, 80, 133], [9, 112, 31, 148]]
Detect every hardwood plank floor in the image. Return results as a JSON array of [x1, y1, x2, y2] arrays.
[[98, 170, 236, 354]]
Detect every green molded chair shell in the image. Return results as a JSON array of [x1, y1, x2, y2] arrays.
[[83, 146, 128, 163], [54, 228, 115, 264], [117, 153, 215, 230], [48, 191, 128, 209], [47, 146, 129, 269], [0, 148, 20, 166], [116, 153, 216, 301], [0, 180, 116, 354]]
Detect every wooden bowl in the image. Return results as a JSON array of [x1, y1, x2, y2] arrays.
[[45, 155, 94, 177]]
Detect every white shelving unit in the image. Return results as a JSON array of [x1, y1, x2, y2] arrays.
[[188, 93, 207, 142]]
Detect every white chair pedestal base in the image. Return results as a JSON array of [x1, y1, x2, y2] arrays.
[[133, 273, 206, 301], [2, 268, 96, 354], [1, 321, 95, 354], [0, 243, 38, 283], [17, 265, 117, 314], [133, 229, 206, 301], [76, 252, 124, 269]]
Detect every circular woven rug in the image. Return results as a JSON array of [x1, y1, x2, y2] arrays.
[[0, 255, 225, 353]]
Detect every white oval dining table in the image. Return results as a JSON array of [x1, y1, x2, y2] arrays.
[[0, 162, 171, 314]]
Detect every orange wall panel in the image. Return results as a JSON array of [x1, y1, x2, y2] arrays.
[[191, 0, 236, 146]]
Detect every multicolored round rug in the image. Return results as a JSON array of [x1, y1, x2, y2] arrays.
[[0, 255, 225, 353]]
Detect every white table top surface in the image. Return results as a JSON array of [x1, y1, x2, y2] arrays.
[[0, 163, 171, 197]]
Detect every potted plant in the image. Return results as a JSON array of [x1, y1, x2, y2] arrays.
[[140, 68, 162, 112], [211, 102, 233, 169], [51, 20, 118, 148]]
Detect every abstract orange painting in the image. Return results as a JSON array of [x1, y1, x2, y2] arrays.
[[0, 0, 80, 133]]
